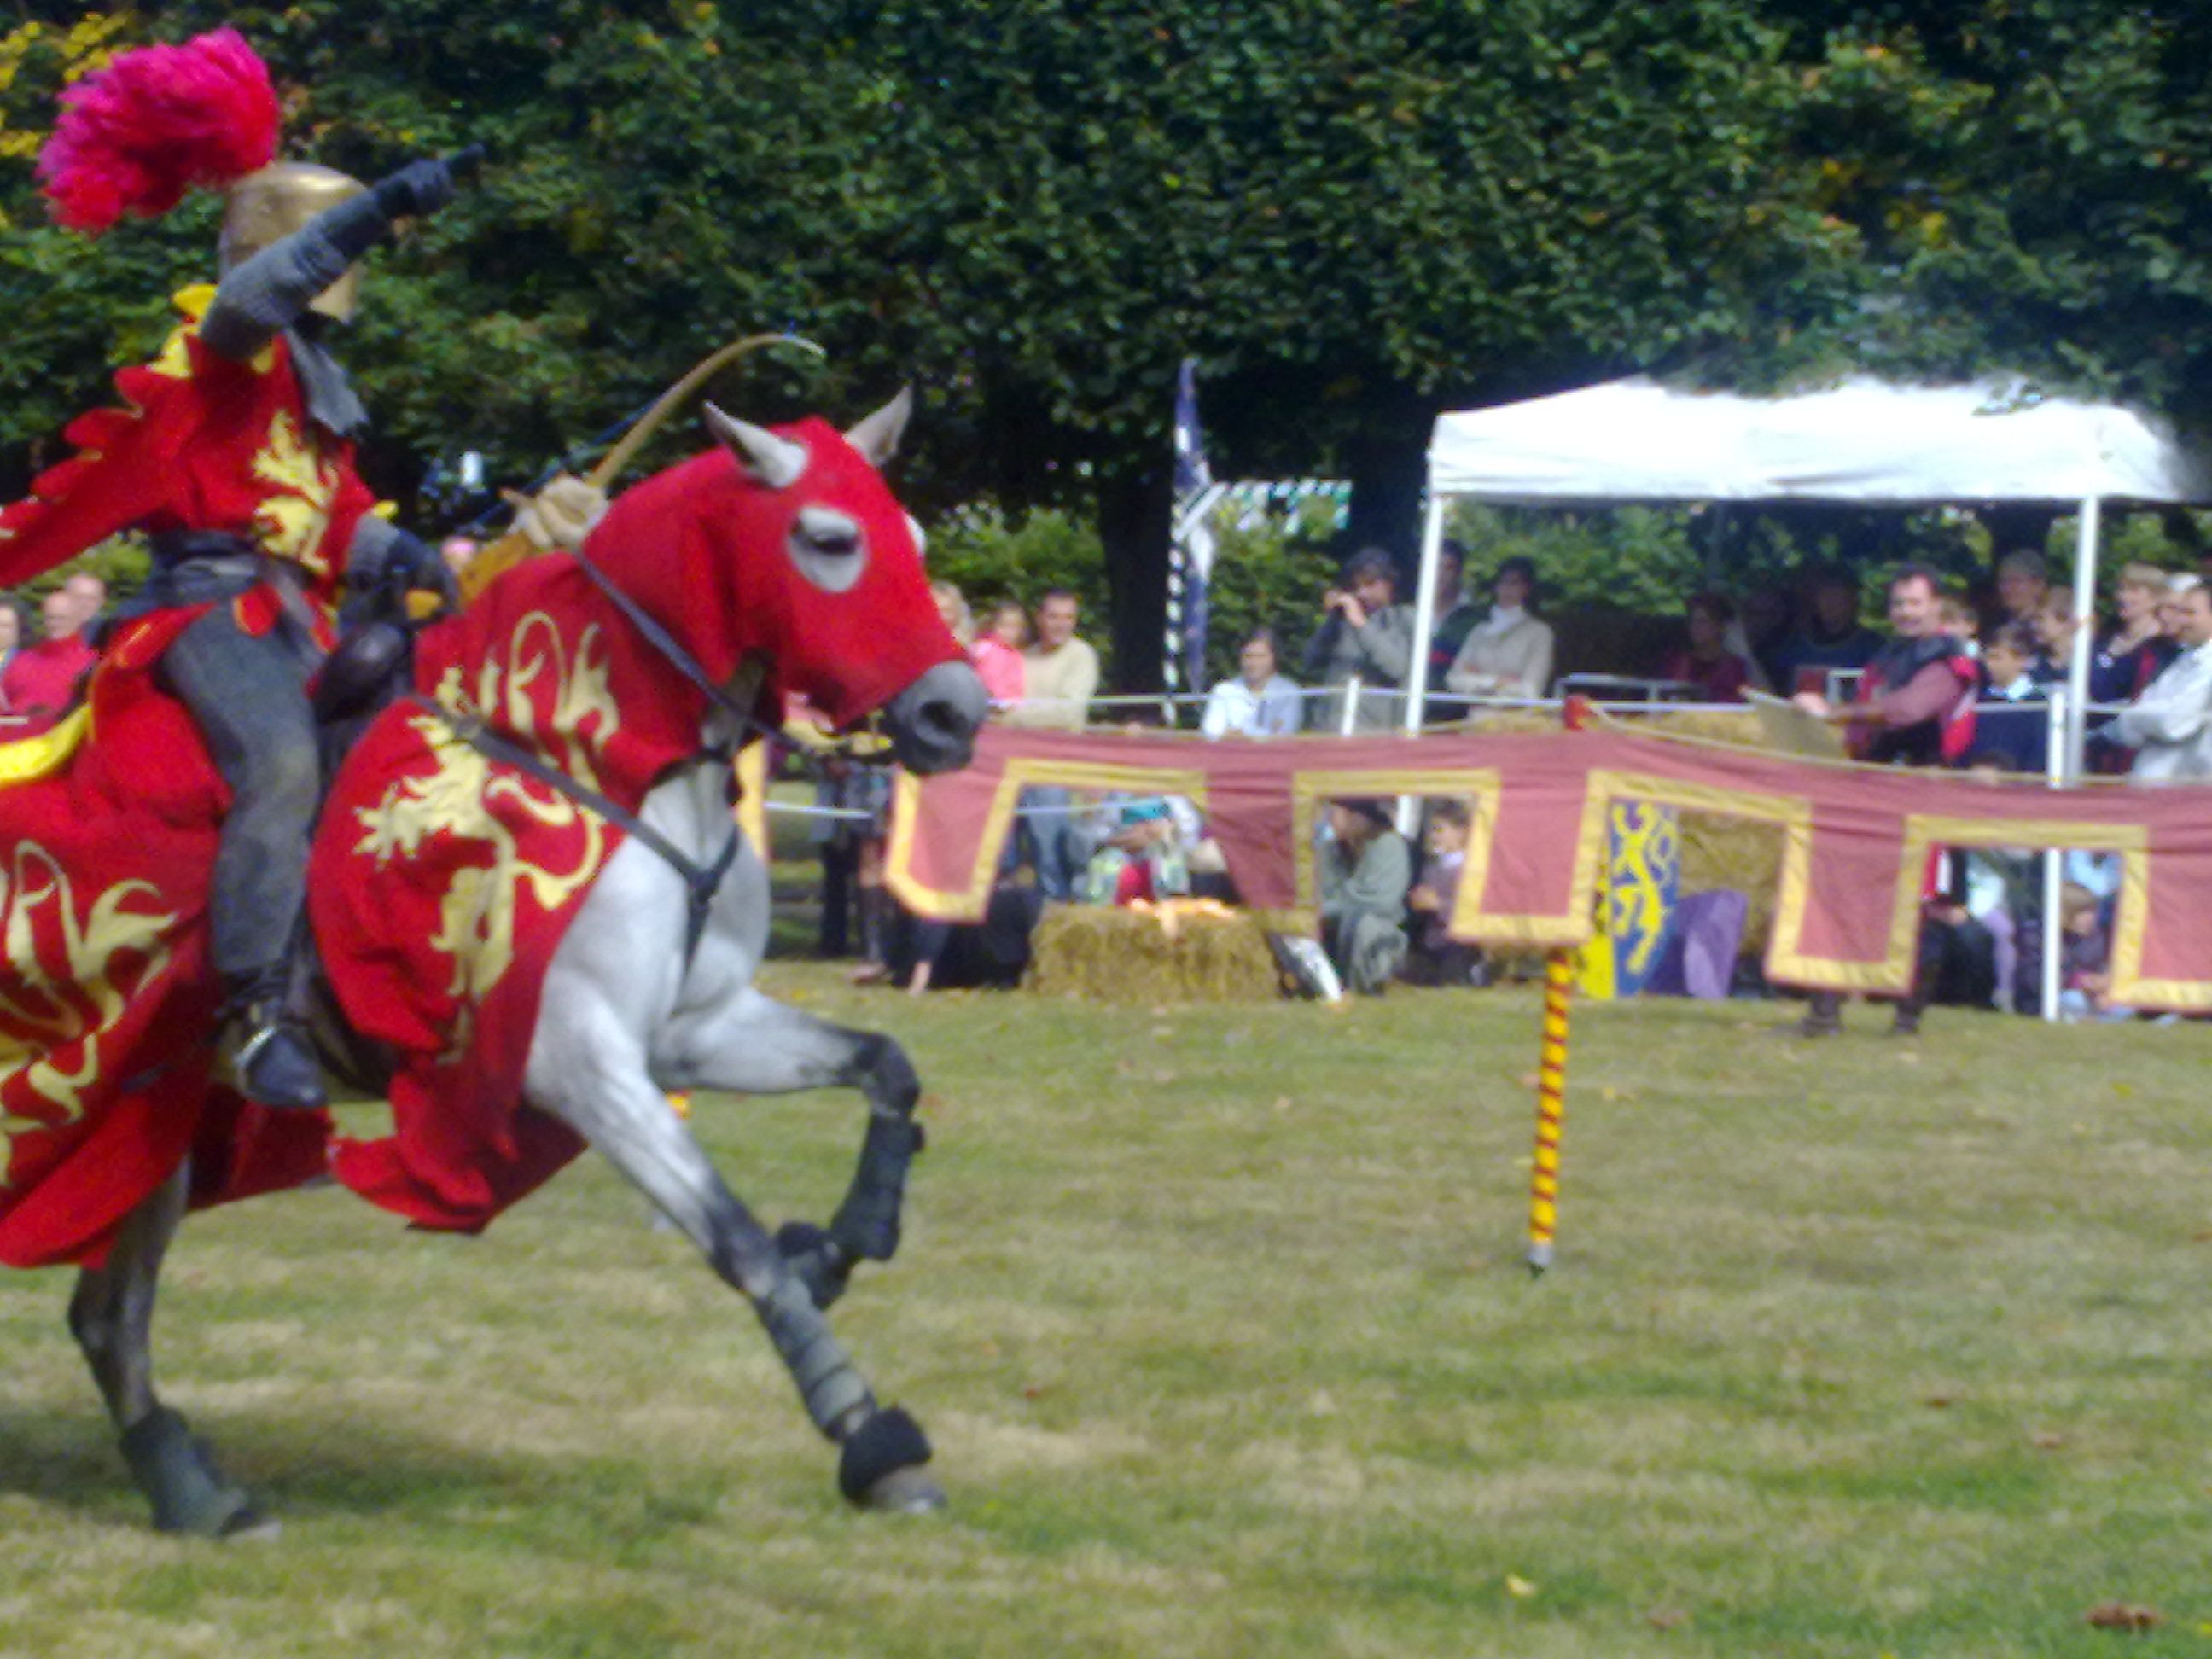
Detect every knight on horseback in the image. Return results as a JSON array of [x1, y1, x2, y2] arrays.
[[0, 31, 586, 1111]]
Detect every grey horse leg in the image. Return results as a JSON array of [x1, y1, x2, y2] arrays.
[[661, 988, 927, 1304], [535, 1049, 943, 1511], [67, 1161, 268, 1537]]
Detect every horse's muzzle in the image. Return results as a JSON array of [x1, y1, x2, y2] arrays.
[[885, 660, 989, 775]]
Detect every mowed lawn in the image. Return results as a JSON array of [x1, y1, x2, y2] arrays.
[[2, 973, 2209, 1658]]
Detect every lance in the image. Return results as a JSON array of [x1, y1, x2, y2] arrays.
[[1526, 694, 1593, 1277]]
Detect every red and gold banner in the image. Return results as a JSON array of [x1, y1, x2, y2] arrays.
[[888, 724, 2212, 1010]]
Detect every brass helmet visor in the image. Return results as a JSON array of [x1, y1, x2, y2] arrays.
[[220, 162, 368, 322]]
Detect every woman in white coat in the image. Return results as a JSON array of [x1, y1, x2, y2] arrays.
[[1445, 556, 1555, 701]]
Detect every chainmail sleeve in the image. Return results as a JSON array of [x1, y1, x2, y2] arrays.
[[197, 228, 357, 361], [198, 193, 393, 362]]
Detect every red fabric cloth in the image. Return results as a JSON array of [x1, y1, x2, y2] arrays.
[[0, 287, 375, 605], [1, 633, 97, 726], [0, 610, 327, 1269], [0, 422, 968, 1258], [311, 432, 966, 1232]]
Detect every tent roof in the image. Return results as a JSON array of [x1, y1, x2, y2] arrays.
[[1427, 376, 2212, 506]]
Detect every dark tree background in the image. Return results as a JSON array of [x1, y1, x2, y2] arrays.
[[5, 2, 2211, 683]]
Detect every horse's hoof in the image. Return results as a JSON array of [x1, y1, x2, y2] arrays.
[[217, 1505, 282, 1542], [859, 1464, 948, 1515], [119, 1406, 263, 1539], [836, 1405, 936, 1511]]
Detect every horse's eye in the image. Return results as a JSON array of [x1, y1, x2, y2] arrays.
[[789, 507, 870, 593], [803, 524, 860, 557]]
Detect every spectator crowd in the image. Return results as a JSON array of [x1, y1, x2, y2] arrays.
[[848, 533, 2212, 1022]]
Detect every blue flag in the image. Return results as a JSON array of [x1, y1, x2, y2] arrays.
[[1173, 358, 1217, 688]]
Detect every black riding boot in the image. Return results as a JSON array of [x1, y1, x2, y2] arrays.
[[224, 968, 327, 1112]]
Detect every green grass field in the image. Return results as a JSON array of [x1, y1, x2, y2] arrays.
[[3, 973, 2209, 1657]]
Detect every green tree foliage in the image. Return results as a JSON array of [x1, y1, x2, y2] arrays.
[[3, 3, 2210, 682]]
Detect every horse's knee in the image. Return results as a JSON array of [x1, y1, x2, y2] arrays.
[[855, 1032, 919, 1116]]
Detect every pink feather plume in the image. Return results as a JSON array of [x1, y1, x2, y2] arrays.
[[36, 28, 281, 235]]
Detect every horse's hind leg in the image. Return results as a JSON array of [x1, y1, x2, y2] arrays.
[[661, 986, 925, 1306], [68, 1161, 268, 1538], [531, 1023, 944, 1513]]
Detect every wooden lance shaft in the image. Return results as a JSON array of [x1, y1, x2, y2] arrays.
[[1527, 940, 1575, 1275]]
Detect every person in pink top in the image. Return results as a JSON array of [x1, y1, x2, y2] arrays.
[[969, 598, 1028, 705], [1, 587, 98, 731]]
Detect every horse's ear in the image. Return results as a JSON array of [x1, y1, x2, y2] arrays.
[[844, 387, 913, 469], [704, 402, 807, 490]]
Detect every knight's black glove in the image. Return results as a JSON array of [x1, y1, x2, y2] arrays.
[[321, 148, 479, 264], [371, 157, 459, 220]]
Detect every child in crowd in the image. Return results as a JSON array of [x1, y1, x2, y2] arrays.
[[970, 600, 1028, 704], [1080, 796, 1196, 905], [1402, 800, 1486, 986], [1937, 591, 1981, 655], [1973, 621, 2052, 773], [2030, 591, 2077, 682], [2058, 881, 2123, 1022]]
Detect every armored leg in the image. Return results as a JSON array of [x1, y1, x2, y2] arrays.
[[160, 606, 327, 1109]]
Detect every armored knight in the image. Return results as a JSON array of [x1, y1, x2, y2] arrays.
[[0, 30, 498, 1109]]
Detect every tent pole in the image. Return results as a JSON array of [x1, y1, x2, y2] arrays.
[[1404, 489, 1447, 735], [2040, 685, 2065, 1024], [2065, 497, 2101, 780], [1397, 486, 1448, 837]]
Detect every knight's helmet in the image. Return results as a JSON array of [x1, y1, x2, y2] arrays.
[[221, 164, 367, 320], [35, 27, 362, 317]]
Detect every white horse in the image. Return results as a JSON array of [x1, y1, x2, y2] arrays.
[[55, 394, 990, 1531]]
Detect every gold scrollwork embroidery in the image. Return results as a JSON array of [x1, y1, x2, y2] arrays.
[[251, 410, 339, 572], [354, 614, 622, 1059], [0, 843, 178, 1188]]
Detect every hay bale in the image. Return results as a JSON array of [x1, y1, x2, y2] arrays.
[[1027, 901, 1283, 1003]]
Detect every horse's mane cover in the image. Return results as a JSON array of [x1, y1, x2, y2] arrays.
[[585, 428, 965, 731]]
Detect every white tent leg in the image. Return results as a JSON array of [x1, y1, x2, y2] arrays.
[[1398, 492, 1450, 835], [1404, 492, 1447, 734], [2040, 686, 2066, 1024], [2064, 497, 2101, 779]]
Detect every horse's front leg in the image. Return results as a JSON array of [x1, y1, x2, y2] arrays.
[[659, 986, 923, 1303], [526, 998, 942, 1512]]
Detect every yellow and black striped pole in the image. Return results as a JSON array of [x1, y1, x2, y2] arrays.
[[1527, 946, 1575, 1275]]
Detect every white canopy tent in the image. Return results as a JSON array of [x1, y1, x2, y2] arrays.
[[1407, 375, 2212, 765], [1406, 374, 2212, 1025]]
